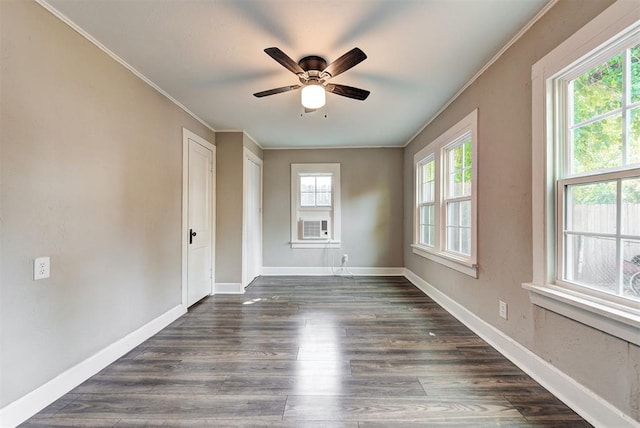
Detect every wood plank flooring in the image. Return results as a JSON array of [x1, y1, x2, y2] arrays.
[[22, 276, 590, 427]]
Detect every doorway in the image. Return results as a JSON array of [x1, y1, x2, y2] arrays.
[[182, 129, 216, 307], [243, 149, 262, 287]]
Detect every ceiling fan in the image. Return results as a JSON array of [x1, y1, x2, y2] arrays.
[[253, 47, 370, 110]]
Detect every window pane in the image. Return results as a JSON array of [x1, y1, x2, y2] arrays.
[[447, 201, 460, 227], [566, 181, 617, 234], [622, 177, 640, 235], [565, 234, 616, 293], [448, 146, 463, 198], [421, 224, 435, 247], [447, 140, 472, 198], [571, 54, 623, 124], [463, 140, 472, 168], [462, 167, 471, 196], [447, 226, 460, 253], [420, 205, 434, 246], [631, 43, 640, 104], [623, 239, 640, 300], [630, 107, 640, 165], [446, 225, 469, 255], [446, 200, 471, 229], [316, 192, 331, 206], [421, 160, 435, 203], [424, 181, 434, 203], [300, 176, 316, 193], [300, 192, 315, 206], [460, 200, 471, 227], [571, 114, 623, 174], [460, 227, 471, 256], [316, 176, 332, 192], [426, 160, 435, 181]]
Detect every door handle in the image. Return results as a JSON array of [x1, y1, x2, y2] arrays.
[[189, 229, 197, 244]]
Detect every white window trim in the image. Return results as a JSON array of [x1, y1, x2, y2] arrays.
[[526, 0, 640, 346], [412, 109, 478, 278], [290, 163, 341, 249]]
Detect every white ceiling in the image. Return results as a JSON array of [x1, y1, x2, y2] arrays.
[[44, 0, 549, 149]]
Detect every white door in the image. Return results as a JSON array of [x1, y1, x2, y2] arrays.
[[243, 153, 262, 286], [187, 138, 214, 306]]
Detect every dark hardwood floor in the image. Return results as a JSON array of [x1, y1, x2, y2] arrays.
[[22, 276, 590, 427]]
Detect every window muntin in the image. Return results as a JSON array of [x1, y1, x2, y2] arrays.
[[300, 175, 332, 207], [413, 109, 477, 275], [557, 35, 640, 302]]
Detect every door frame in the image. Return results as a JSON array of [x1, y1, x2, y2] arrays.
[[242, 148, 263, 288], [182, 128, 216, 308]]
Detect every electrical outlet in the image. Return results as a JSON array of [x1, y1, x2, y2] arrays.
[[499, 300, 508, 320], [34, 257, 50, 280], [341, 254, 348, 264]]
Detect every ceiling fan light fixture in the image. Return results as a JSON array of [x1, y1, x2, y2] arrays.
[[301, 84, 326, 109]]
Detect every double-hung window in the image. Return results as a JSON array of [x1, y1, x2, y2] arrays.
[[290, 163, 341, 249], [527, 1, 640, 345], [413, 110, 478, 277], [417, 156, 436, 247], [558, 37, 640, 301], [445, 138, 473, 256]]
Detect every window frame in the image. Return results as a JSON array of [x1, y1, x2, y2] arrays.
[[412, 109, 478, 278], [525, 0, 640, 346], [417, 155, 436, 248], [290, 163, 341, 249], [443, 136, 474, 257]]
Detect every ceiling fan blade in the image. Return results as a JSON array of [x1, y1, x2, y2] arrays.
[[323, 48, 367, 78], [325, 84, 370, 101], [264, 47, 304, 75], [253, 84, 302, 98]]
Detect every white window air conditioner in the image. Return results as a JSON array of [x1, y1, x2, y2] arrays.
[[301, 219, 329, 240]]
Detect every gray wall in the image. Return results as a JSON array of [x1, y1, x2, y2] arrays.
[[263, 148, 403, 268], [403, 0, 639, 420], [215, 132, 244, 283], [0, 0, 215, 407], [215, 132, 263, 284]]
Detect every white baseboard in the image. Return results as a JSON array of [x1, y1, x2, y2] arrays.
[[214, 283, 244, 294], [261, 266, 405, 276], [403, 269, 638, 428], [0, 304, 186, 428]]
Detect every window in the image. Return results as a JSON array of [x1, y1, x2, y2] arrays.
[[527, 1, 640, 345], [290, 163, 341, 249], [412, 110, 478, 277], [445, 137, 473, 256], [300, 175, 332, 207], [558, 36, 640, 301], [417, 156, 435, 247]]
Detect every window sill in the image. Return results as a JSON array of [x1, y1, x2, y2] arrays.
[[522, 282, 640, 346], [291, 240, 340, 249], [411, 244, 478, 278]]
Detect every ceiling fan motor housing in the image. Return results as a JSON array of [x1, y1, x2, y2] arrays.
[[298, 55, 327, 72]]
